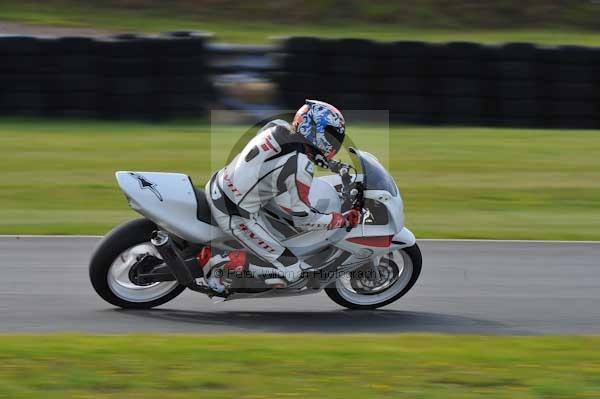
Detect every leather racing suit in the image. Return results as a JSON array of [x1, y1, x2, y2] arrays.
[[205, 119, 348, 287]]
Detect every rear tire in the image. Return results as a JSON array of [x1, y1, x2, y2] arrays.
[[326, 244, 422, 310], [89, 218, 185, 309]]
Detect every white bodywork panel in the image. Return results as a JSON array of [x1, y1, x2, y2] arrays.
[[392, 227, 416, 248], [116, 171, 225, 243], [277, 177, 342, 257], [274, 177, 407, 259]]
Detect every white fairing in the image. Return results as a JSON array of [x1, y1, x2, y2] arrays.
[[116, 171, 225, 243], [271, 175, 407, 259], [116, 161, 412, 258], [274, 177, 343, 256], [393, 227, 416, 248]]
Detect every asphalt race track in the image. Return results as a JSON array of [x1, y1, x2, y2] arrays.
[[1, 237, 599, 334]]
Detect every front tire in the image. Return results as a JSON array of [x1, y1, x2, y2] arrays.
[[89, 218, 185, 309], [326, 244, 422, 310]]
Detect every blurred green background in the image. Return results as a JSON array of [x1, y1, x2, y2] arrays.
[[3, 0, 600, 44], [1, 119, 599, 239]]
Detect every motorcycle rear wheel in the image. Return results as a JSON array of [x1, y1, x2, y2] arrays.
[[89, 218, 186, 309], [325, 244, 422, 310]]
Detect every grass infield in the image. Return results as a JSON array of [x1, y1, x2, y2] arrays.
[[3, 1, 600, 45], [1, 118, 599, 239], [0, 334, 598, 398]]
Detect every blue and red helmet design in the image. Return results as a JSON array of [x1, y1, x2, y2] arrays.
[[292, 99, 346, 160]]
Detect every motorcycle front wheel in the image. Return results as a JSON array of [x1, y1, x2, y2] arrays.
[[326, 244, 422, 310]]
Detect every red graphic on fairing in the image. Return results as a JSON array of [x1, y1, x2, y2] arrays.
[[346, 235, 393, 248]]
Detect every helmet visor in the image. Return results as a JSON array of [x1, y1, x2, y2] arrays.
[[324, 125, 344, 158]]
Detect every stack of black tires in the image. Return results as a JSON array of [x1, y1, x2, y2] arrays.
[[0, 37, 49, 117], [0, 32, 213, 120], [275, 37, 600, 129]]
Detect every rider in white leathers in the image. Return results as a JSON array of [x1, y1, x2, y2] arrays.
[[201, 100, 360, 293]]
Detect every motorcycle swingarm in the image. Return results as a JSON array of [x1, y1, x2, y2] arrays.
[[129, 253, 202, 285]]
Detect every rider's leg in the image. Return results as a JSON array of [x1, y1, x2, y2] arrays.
[[221, 213, 308, 285], [197, 244, 303, 291], [204, 209, 307, 289], [204, 181, 308, 290]]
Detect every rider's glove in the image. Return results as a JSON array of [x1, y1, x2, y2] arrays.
[[344, 209, 361, 229], [327, 212, 346, 229], [327, 210, 361, 230]]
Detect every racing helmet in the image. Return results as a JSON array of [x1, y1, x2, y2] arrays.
[[292, 99, 346, 160]]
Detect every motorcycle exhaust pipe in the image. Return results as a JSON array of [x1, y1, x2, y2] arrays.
[[150, 230, 218, 297]]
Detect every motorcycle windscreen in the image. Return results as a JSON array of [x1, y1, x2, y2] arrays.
[[358, 152, 398, 196]]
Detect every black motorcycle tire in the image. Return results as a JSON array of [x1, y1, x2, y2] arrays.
[[89, 218, 186, 309], [325, 244, 422, 310]]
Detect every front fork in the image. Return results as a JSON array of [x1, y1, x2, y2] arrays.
[[370, 255, 383, 281]]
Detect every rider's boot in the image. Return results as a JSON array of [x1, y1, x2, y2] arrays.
[[198, 247, 306, 290], [197, 247, 247, 293], [248, 262, 306, 287]]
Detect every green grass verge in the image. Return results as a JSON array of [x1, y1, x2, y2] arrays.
[[1, 118, 599, 239], [3, 1, 600, 45], [0, 334, 598, 398]]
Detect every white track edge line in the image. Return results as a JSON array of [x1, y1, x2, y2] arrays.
[[0, 235, 104, 238], [0, 235, 599, 244], [421, 238, 600, 244]]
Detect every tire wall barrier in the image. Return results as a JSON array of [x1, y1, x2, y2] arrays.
[[0, 32, 213, 120], [275, 38, 600, 128]]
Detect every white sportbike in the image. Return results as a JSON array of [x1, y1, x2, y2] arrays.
[[89, 148, 422, 310]]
